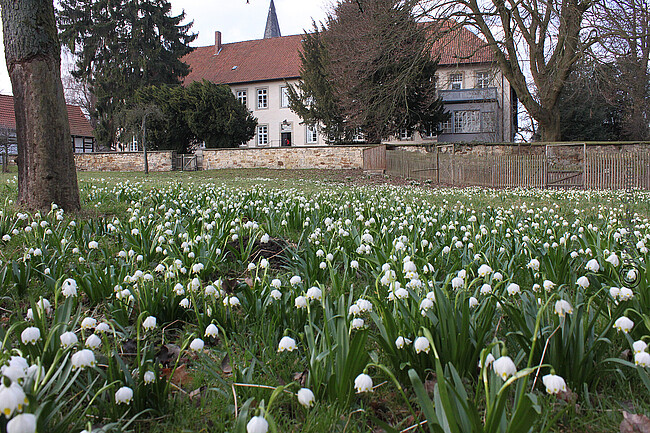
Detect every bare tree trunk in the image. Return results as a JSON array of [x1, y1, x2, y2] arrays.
[[0, 0, 80, 211]]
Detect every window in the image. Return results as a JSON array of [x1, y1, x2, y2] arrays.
[[454, 110, 481, 133], [236, 89, 247, 107], [129, 136, 138, 152], [422, 125, 436, 138], [256, 88, 268, 110], [449, 73, 463, 90], [476, 72, 491, 89], [399, 128, 413, 141], [280, 86, 290, 108], [306, 125, 318, 144], [440, 119, 452, 134], [256, 125, 269, 146], [482, 112, 496, 132], [352, 128, 365, 143]]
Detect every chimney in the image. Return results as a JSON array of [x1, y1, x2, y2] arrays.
[[215, 31, 222, 55]]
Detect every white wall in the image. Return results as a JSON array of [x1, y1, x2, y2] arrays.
[[231, 78, 326, 147]]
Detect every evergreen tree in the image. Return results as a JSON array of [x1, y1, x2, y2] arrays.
[[58, 0, 196, 148], [134, 81, 257, 150], [289, 0, 447, 144], [558, 61, 624, 141]]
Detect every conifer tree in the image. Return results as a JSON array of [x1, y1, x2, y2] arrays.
[[58, 0, 196, 148]]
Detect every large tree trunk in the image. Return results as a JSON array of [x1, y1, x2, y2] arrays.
[[1, 0, 80, 211], [537, 108, 562, 142]]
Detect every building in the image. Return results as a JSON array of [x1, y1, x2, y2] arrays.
[[0, 94, 95, 162], [182, 1, 517, 146]]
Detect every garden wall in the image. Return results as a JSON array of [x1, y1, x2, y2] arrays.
[[201, 146, 367, 170], [74, 151, 174, 172]]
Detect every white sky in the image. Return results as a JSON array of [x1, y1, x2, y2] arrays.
[[0, 0, 332, 95]]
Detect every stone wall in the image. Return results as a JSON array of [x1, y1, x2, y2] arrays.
[[202, 146, 367, 170], [74, 151, 174, 172], [394, 142, 650, 157]]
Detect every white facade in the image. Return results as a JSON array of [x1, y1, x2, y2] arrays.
[[232, 78, 326, 148]]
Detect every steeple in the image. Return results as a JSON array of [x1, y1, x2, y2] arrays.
[[264, 0, 281, 39]]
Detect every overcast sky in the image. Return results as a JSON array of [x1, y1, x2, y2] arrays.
[[0, 0, 332, 95]]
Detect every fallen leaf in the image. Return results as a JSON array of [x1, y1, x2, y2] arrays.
[[161, 364, 192, 388], [244, 277, 253, 287], [620, 411, 650, 433], [221, 353, 232, 375], [157, 344, 181, 366]]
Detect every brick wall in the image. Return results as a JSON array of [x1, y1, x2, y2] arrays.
[[74, 151, 174, 172], [202, 146, 367, 170]]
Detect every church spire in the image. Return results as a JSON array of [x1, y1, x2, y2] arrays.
[[264, 0, 281, 39]]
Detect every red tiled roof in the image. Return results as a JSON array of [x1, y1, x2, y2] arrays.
[[183, 34, 304, 85], [0, 94, 94, 137], [183, 23, 495, 86], [429, 20, 495, 65]]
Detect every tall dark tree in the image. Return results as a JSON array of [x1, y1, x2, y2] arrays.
[[558, 61, 624, 141], [135, 81, 257, 149], [58, 0, 197, 148], [1, 0, 80, 211], [290, 0, 447, 143]]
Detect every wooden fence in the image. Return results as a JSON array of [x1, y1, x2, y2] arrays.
[[378, 146, 650, 190]]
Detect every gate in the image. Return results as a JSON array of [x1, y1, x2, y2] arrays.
[[363, 145, 386, 172], [173, 153, 199, 171], [545, 143, 585, 188]]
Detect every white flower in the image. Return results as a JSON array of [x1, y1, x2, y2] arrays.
[[88, 241, 98, 249], [394, 288, 409, 299], [543, 280, 556, 292], [480, 284, 492, 295], [271, 278, 282, 289], [115, 386, 133, 404], [493, 272, 503, 281], [270, 289, 282, 300], [614, 316, 634, 333], [527, 258, 540, 271], [260, 233, 270, 244], [190, 338, 205, 352], [59, 331, 79, 349], [576, 276, 590, 288], [85, 334, 102, 349], [247, 263, 256, 271], [395, 336, 412, 349], [36, 298, 51, 314], [414, 336, 430, 354], [633, 340, 647, 354], [619, 287, 634, 301], [81, 317, 97, 330], [228, 296, 240, 307], [71, 349, 96, 369], [542, 374, 567, 394], [246, 416, 269, 433], [506, 283, 520, 296], [554, 300, 573, 317], [21, 327, 41, 345], [180, 298, 190, 308], [605, 253, 620, 267], [192, 263, 204, 273], [493, 356, 517, 380], [609, 286, 621, 299], [6, 413, 36, 433], [297, 388, 315, 408], [259, 258, 269, 269], [348, 304, 361, 316], [635, 352, 650, 367], [351, 318, 364, 329], [469, 296, 479, 308], [295, 296, 308, 309], [478, 353, 495, 368], [62, 278, 78, 297], [289, 275, 302, 286], [278, 336, 297, 352], [627, 268, 638, 281], [0, 383, 25, 418], [585, 259, 600, 272], [306, 286, 322, 302], [419, 298, 434, 314], [144, 370, 156, 384], [354, 373, 373, 393], [350, 260, 359, 269], [478, 264, 492, 277], [205, 324, 219, 338], [451, 277, 464, 289], [356, 299, 372, 312], [142, 316, 157, 331]]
